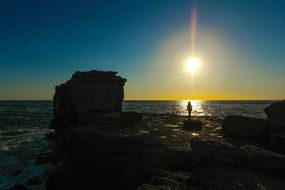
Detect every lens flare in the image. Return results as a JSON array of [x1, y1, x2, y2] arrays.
[[185, 57, 201, 72]]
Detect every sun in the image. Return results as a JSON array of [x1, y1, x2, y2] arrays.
[[185, 57, 201, 72]]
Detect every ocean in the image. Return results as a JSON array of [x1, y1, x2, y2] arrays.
[[0, 100, 276, 189]]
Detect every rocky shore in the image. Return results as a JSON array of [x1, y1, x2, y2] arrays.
[[11, 70, 285, 190]]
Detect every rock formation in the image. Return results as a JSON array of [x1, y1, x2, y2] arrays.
[[221, 115, 269, 140], [269, 122, 285, 153], [264, 100, 285, 152], [49, 70, 143, 133], [191, 138, 247, 167], [264, 100, 285, 123]]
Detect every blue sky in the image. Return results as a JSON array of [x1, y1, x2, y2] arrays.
[[1, 0, 285, 100]]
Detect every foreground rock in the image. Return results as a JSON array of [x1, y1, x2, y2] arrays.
[[191, 138, 247, 167], [240, 145, 285, 174], [183, 119, 202, 131], [190, 165, 285, 190], [221, 115, 269, 140], [136, 169, 191, 190], [51, 126, 193, 190], [264, 101, 285, 153], [191, 138, 285, 174], [269, 122, 285, 153], [264, 100, 285, 123]]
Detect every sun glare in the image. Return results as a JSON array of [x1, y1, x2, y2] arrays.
[[185, 57, 201, 72]]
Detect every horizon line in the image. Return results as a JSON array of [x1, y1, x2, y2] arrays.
[[0, 99, 283, 101]]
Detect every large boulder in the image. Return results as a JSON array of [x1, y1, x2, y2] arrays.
[[264, 101, 285, 152], [221, 115, 269, 140], [50, 70, 127, 132], [191, 138, 247, 167], [240, 145, 285, 174], [269, 123, 285, 153], [264, 100, 285, 123]]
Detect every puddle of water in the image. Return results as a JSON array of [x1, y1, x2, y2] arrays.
[[164, 124, 178, 128], [140, 130, 150, 134], [191, 132, 199, 136]]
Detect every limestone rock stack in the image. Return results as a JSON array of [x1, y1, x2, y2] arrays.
[[49, 70, 128, 132]]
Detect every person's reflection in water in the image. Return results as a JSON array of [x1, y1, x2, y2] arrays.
[[187, 101, 192, 119]]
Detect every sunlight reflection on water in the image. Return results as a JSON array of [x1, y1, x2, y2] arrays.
[[179, 100, 205, 116], [123, 100, 274, 119]]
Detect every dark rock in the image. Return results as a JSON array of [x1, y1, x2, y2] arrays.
[[264, 100, 285, 123], [183, 119, 202, 131], [190, 165, 285, 190], [221, 115, 269, 140], [191, 138, 247, 167], [46, 164, 122, 190], [136, 169, 191, 190], [77, 111, 143, 126], [50, 70, 127, 132], [120, 145, 192, 190], [45, 132, 60, 140], [240, 145, 285, 174], [78, 112, 121, 125], [9, 184, 30, 190], [120, 112, 143, 124], [49, 125, 193, 190], [269, 122, 285, 153]]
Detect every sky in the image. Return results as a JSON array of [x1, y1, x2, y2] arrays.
[[0, 0, 285, 100]]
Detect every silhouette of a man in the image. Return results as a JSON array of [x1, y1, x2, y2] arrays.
[[187, 101, 192, 119]]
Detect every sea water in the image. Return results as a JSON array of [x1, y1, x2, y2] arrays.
[[0, 100, 275, 188]]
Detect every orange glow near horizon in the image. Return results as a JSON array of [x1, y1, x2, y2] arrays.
[[125, 94, 282, 101]]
